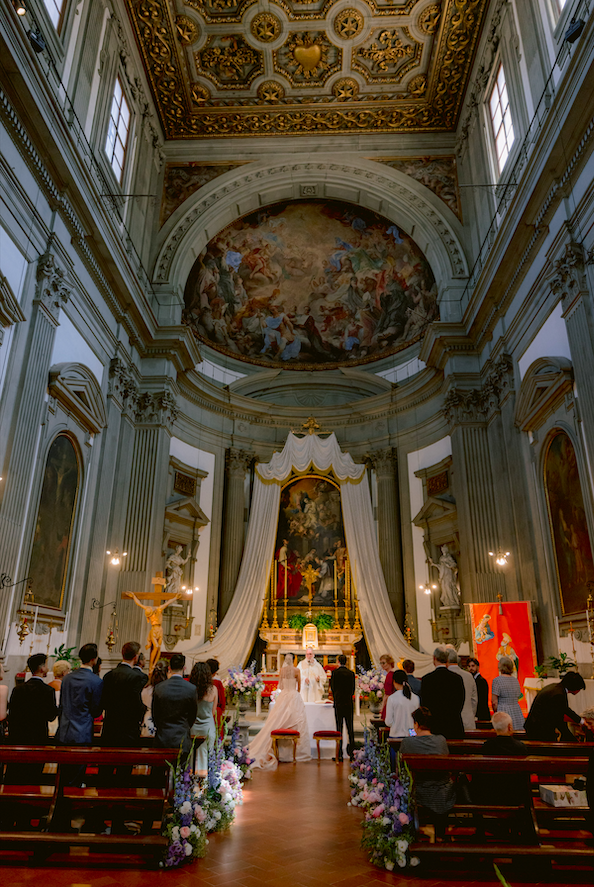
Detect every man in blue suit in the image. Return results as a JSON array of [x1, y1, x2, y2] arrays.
[[57, 643, 103, 746]]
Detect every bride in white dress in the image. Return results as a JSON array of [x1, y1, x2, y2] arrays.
[[250, 653, 311, 770]]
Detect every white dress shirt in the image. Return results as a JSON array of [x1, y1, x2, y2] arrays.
[[384, 688, 421, 738]]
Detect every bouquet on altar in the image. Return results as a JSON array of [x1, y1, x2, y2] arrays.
[[356, 666, 385, 705], [223, 661, 265, 704], [193, 732, 244, 833], [163, 742, 208, 868], [348, 727, 416, 871]]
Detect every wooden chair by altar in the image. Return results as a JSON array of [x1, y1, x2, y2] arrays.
[[271, 729, 300, 763], [302, 623, 318, 649], [313, 730, 342, 763]]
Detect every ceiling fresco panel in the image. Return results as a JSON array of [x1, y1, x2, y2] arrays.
[[124, 0, 489, 138]]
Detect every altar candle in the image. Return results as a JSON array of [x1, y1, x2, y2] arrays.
[[261, 653, 266, 672]]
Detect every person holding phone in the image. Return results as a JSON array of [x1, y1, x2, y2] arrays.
[[384, 669, 420, 739]]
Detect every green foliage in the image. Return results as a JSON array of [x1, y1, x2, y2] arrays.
[[545, 652, 576, 674], [52, 644, 80, 668], [534, 664, 548, 680], [493, 863, 513, 887], [289, 614, 308, 630], [313, 613, 334, 631]]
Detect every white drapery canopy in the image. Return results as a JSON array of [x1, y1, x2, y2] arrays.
[[185, 433, 432, 674]]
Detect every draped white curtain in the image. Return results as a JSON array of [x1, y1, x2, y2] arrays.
[[185, 433, 432, 674]]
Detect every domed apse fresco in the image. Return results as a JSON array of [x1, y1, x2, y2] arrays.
[[182, 200, 438, 370]]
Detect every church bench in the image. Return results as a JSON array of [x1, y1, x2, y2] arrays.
[[388, 738, 593, 757], [401, 753, 592, 865], [0, 745, 182, 865]]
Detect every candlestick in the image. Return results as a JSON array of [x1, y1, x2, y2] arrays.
[[281, 557, 289, 628], [333, 561, 340, 628], [272, 559, 279, 629]]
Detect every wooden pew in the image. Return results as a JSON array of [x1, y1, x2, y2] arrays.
[[387, 737, 594, 757], [0, 745, 187, 865], [400, 753, 593, 865]]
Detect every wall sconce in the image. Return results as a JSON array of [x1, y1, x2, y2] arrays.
[[489, 549, 510, 567], [181, 585, 199, 595], [106, 549, 127, 566], [419, 582, 437, 595]]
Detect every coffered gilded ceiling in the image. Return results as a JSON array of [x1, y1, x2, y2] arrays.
[[125, 0, 488, 138]]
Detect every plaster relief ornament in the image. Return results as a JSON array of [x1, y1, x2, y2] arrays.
[[333, 78, 359, 100], [356, 29, 415, 76], [175, 15, 200, 45], [276, 32, 340, 85], [418, 3, 442, 34], [258, 80, 285, 102], [196, 35, 263, 89], [191, 83, 210, 105], [334, 8, 364, 40], [429, 544, 461, 610], [251, 12, 281, 43]]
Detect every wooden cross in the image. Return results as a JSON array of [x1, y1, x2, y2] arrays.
[[121, 572, 180, 608]]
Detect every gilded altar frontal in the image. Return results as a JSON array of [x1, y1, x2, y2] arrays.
[[124, 0, 489, 138]]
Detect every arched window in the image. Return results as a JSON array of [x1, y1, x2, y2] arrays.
[[543, 430, 594, 614], [28, 435, 80, 609]]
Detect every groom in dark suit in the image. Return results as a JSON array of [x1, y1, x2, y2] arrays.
[[101, 641, 148, 746], [330, 655, 355, 761], [152, 653, 197, 760], [421, 646, 465, 739]]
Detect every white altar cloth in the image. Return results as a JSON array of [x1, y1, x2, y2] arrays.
[[304, 702, 346, 758]]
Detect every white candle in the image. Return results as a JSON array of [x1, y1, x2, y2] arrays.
[[261, 653, 266, 672]]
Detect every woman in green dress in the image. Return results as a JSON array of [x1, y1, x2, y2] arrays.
[[190, 661, 217, 775]]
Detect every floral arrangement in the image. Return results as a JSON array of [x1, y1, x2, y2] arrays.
[[289, 612, 334, 631], [193, 732, 245, 833], [227, 719, 255, 780], [163, 743, 207, 867], [348, 728, 416, 870], [223, 662, 265, 704], [356, 666, 385, 705]]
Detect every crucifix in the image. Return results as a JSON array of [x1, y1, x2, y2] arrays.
[[123, 571, 183, 672], [302, 563, 320, 610]]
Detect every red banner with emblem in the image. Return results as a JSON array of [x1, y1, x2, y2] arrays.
[[468, 601, 537, 715]]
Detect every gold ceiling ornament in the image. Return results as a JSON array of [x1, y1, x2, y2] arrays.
[[196, 35, 263, 88], [357, 29, 414, 74], [277, 32, 339, 84], [333, 77, 359, 100], [257, 80, 286, 102], [333, 8, 364, 40], [251, 12, 282, 42], [191, 83, 211, 105], [175, 14, 200, 45], [407, 73, 426, 97], [418, 3, 442, 34], [125, 0, 488, 138]]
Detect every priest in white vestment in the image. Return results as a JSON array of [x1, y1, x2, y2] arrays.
[[298, 647, 327, 702]]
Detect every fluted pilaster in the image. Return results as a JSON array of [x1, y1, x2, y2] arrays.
[[218, 448, 253, 621], [368, 447, 404, 625]]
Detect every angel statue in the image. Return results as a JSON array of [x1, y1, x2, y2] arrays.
[[429, 544, 461, 610], [125, 591, 183, 673], [165, 544, 190, 596]]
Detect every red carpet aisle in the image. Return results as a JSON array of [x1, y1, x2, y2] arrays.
[[0, 762, 591, 886]]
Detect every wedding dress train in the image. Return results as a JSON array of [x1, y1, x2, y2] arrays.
[[249, 665, 311, 770]]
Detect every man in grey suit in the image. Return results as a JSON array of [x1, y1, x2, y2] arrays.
[[152, 653, 197, 759], [446, 647, 477, 732]]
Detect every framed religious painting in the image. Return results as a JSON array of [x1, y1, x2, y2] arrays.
[[543, 430, 594, 615]]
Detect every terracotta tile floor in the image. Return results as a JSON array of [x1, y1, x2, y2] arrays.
[[0, 761, 592, 886]]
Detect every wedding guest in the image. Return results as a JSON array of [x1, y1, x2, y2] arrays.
[[207, 658, 226, 737], [135, 651, 146, 672], [48, 660, 71, 693], [379, 653, 395, 720], [330, 654, 355, 761], [92, 657, 102, 676], [101, 641, 148, 746], [472, 712, 528, 810], [384, 669, 420, 738], [580, 706, 594, 742], [141, 659, 169, 738], [190, 662, 217, 776], [491, 656, 524, 731], [153, 653, 197, 762], [402, 659, 422, 698], [57, 643, 104, 746], [400, 706, 456, 832], [0, 662, 8, 740], [446, 647, 477, 732], [524, 671, 586, 741], [420, 646, 465, 740], [7, 653, 59, 783], [467, 656, 490, 722]]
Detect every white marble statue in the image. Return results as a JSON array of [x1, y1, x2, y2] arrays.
[[297, 647, 327, 702], [430, 544, 461, 610], [165, 544, 190, 596]]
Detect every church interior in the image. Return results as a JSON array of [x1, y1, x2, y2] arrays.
[[1, 0, 594, 882]]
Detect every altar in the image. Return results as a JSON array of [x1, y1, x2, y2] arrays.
[[304, 702, 347, 758]]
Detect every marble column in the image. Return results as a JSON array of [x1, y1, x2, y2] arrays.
[[443, 386, 506, 603], [218, 448, 253, 621], [369, 447, 404, 626], [552, 243, 594, 467], [0, 250, 71, 643], [116, 388, 179, 647]]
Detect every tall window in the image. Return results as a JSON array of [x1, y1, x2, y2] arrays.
[[105, 78, 130, 183], [489, 64, 515, 174], [42, 0, 65, 30]]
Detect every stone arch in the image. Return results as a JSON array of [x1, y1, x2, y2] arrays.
[[153, 156, 469, 301]]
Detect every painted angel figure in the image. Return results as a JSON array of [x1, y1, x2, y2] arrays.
[[429, 544, 461, 610]]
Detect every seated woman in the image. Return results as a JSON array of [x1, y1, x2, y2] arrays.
[[190, 662, 217, 776], [400, 706, 456, 831], [249, 653, 311, 770], [491, 656, 524, 730], [384, 669, 420, 738]]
